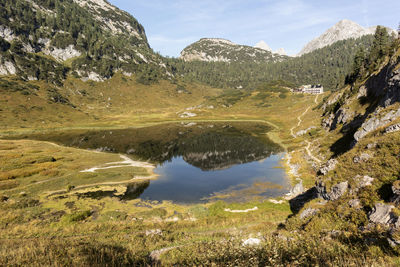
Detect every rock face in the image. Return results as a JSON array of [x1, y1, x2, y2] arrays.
[[317, 181, 348, 201], [323, 108, 355, 131], [354, 108, 400, 142], [180, 38, 287, 63], [43, 45, 82, 62], [298, 19, 396, 56]]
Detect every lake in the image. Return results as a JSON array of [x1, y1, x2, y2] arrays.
[[17, 122, 290, 203]]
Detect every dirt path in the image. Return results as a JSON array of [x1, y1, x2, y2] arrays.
[[290, 95, 319, 138], [305, 140, 322, 163], [290, 94, 322, 164]]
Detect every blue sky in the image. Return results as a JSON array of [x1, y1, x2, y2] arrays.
[[109, 0, 400, 57]]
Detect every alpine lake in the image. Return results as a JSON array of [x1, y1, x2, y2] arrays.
[[16, 122, 290, 204]]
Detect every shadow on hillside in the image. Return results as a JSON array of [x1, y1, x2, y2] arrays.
[[289, 187, 318, 214]]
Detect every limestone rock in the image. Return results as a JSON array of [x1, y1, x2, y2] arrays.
[[300, 208, 318, 219], [43, 45, 82, 61], [385, 123, 400, 134], [317, 181, 348, 201], [242, 238, 261, 246], [318, 159, 338, 175], [354, 108, 400, 143], [369, 203, 397, 226], [288, 181, 304, 198], [353, 153, 372, 163], [348, 199, 361, 209]]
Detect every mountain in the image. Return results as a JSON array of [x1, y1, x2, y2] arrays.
[[175, 34, 375, 90], [298, 19, 396, 56], [255, 40, 287, 56], [180, 38, 287, 63], [0, 0, 171, 84]]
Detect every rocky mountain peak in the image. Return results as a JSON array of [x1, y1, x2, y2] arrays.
[[255, 41, 272, 52], [298, 19, 395, 56], [255, 41, 287, 56]]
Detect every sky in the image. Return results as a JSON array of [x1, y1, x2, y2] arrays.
[[109, 0, 400, 57]]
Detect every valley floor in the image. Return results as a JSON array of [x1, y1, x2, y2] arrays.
[[2, 76, 397, 265]]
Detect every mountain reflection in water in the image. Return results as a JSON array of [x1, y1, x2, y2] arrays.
[[18, 122, 289, 203]]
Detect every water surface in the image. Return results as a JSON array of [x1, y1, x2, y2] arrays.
[[17, 122, 290, 203]]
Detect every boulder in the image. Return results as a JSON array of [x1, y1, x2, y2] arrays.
[[353, 153, 371, 163], [318, 159, 338, 175], [348, 199, 361, 209], [300, 208, 318, 219], [317, 181, 348, 201], [242, 238, 261, 246], [369, 203, 397, 226]]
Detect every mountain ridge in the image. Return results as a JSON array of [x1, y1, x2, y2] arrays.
[[179, 38, 288, 63]]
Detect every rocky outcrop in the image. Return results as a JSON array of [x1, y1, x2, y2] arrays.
[[322, 107, 354, 131], [385, 123, 400, 134], [317, 181, 348, 201], [0, 25, 16, 42], [369, 203, 398, 226], [43, 45, 82, 62], [318, 159, 338, 175], [295, 127, 316, 137], [0, 59, 17, 75], [353, 108, 400, 143]]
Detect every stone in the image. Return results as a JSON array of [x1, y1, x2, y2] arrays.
[[300, 208, 318, 219], [391, 180, 400, 205], [288, 181, 304, 198], [149, 247, 177, 263], [242, 238, 261, 246], [385, 123, 400, 134], [357, 175, 374, 188], [357, 85, 367, 99], [317, 181, 348, 201], [369, 203, 397, 226], [318, 159, 338, 175], [145, 229, 162, 236], [348, 199, 361, 209], [353, 153, 371, 163]]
